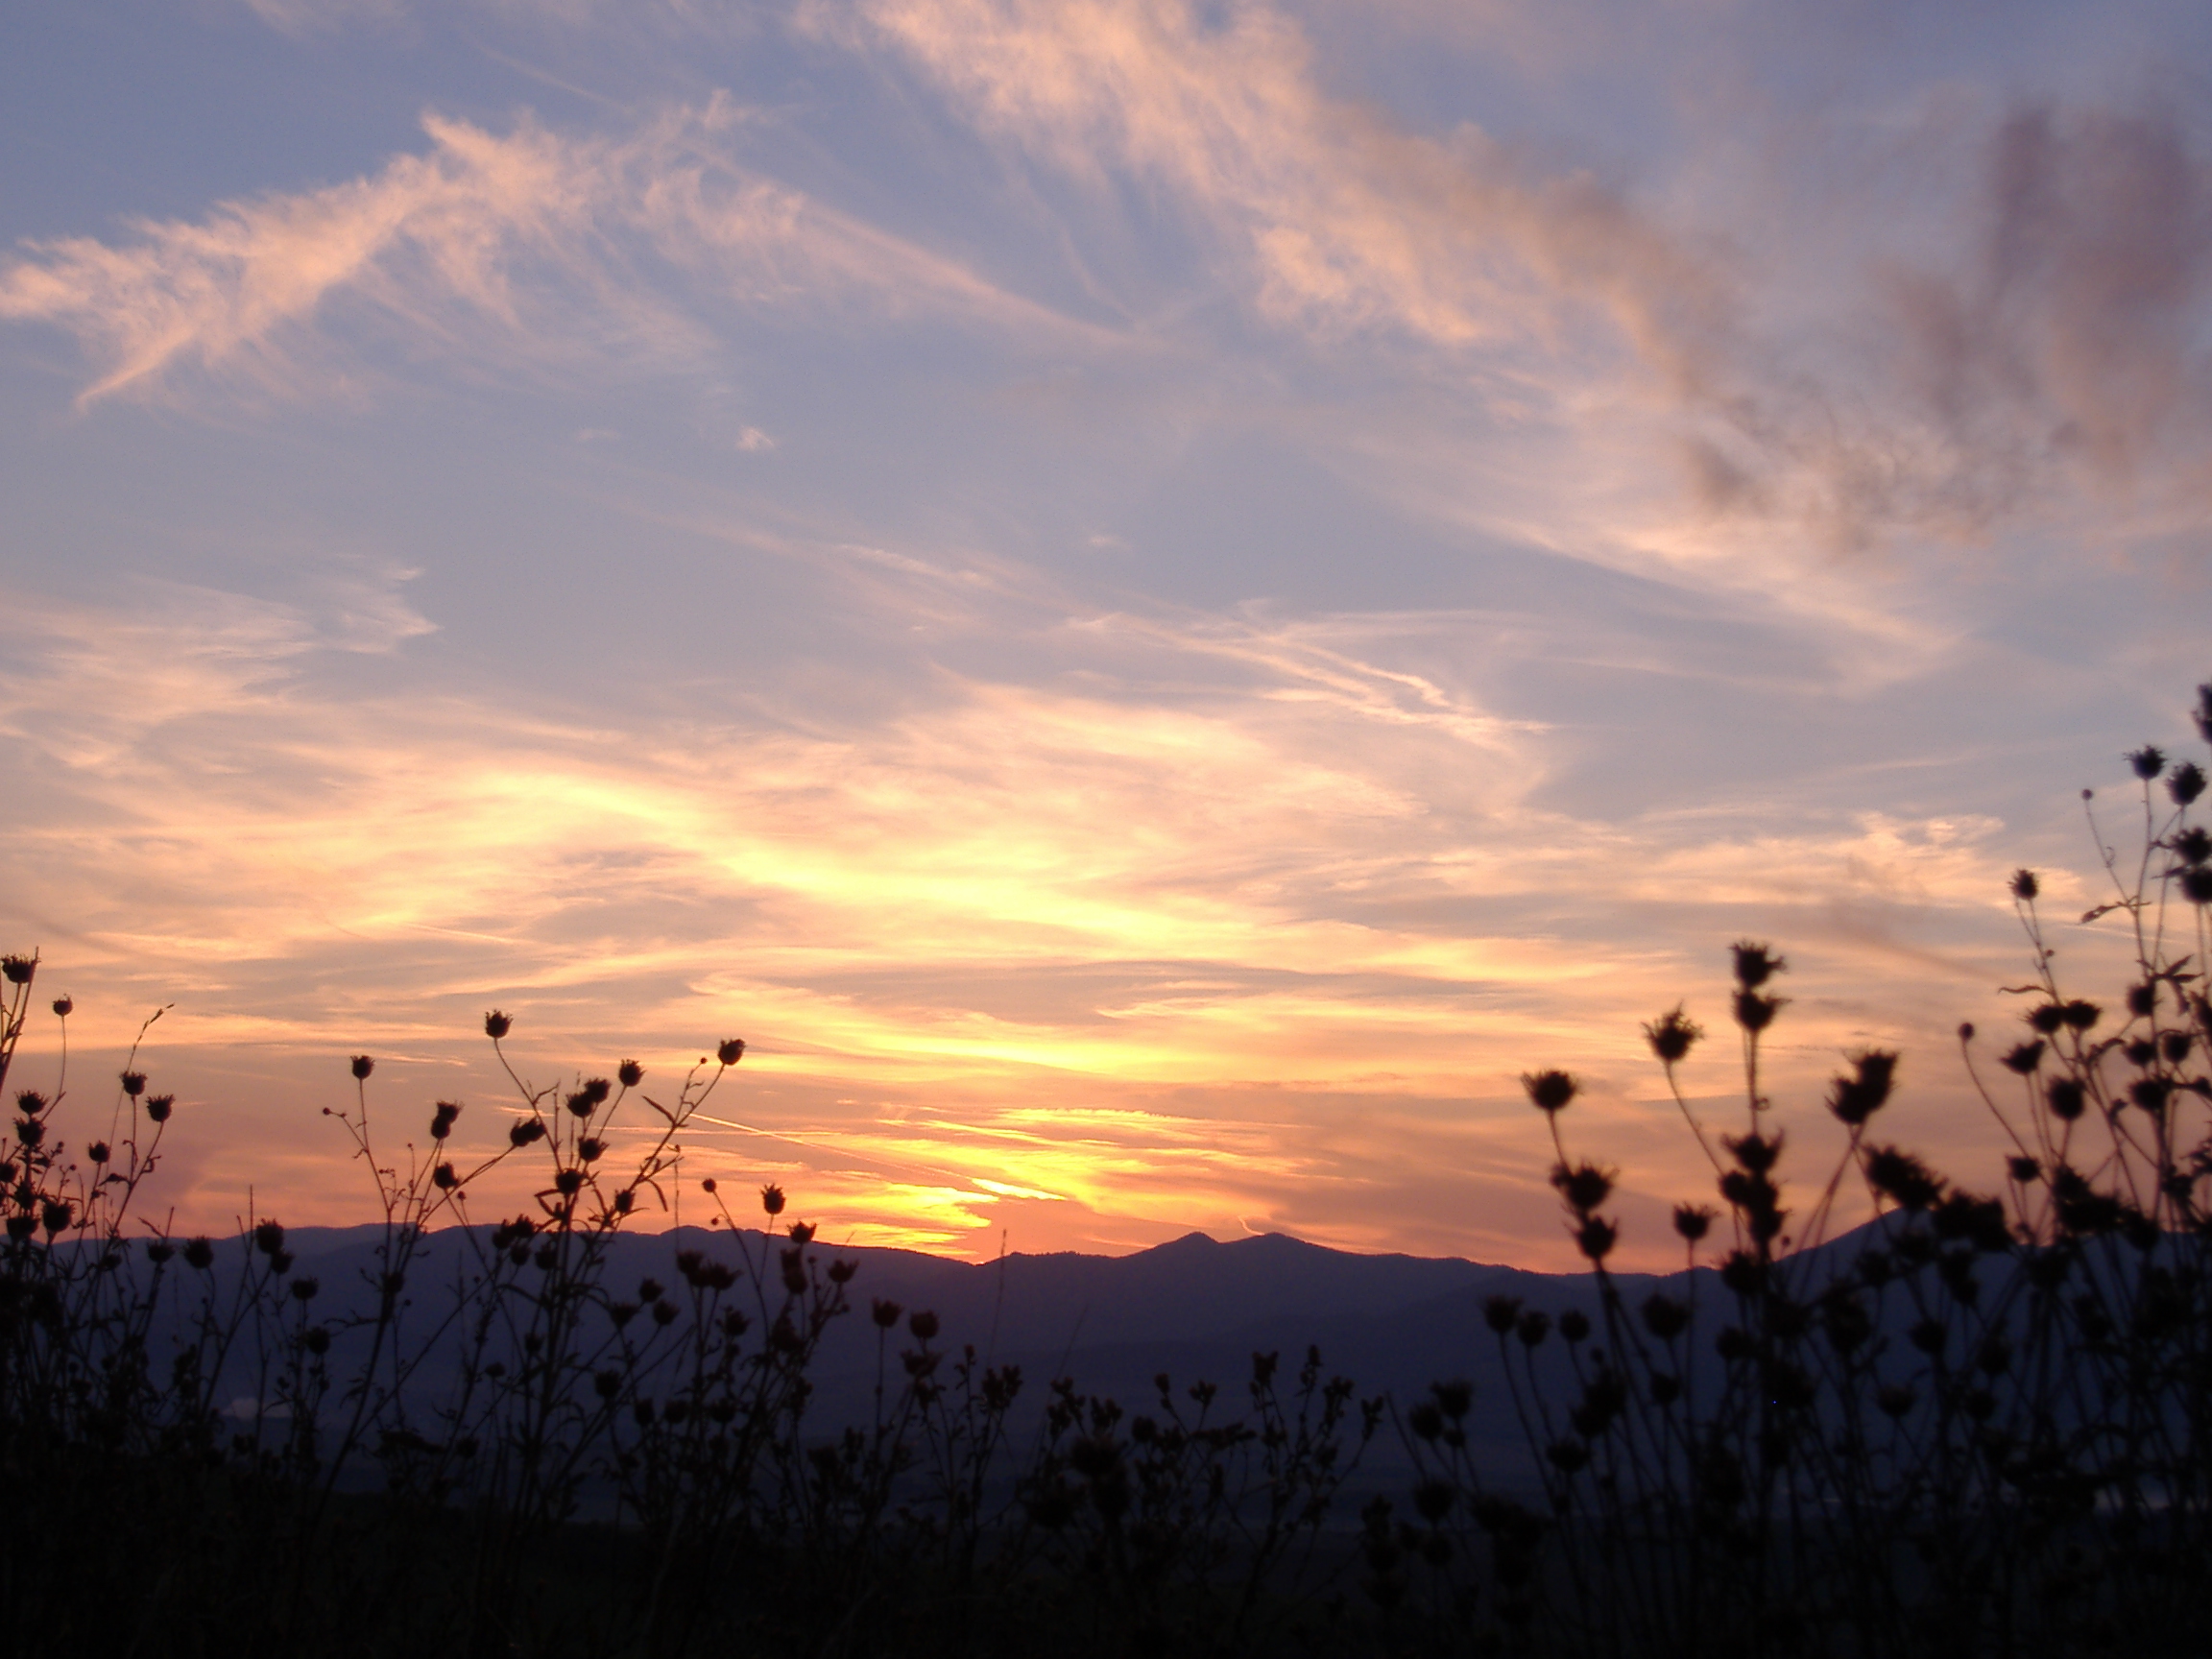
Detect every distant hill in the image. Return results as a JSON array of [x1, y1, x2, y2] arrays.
[[238, 1221, 1686, 1485], [155, 1215, 1959, 1491]]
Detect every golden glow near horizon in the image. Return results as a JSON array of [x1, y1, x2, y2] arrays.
[[4, 0, 2207, 1267]]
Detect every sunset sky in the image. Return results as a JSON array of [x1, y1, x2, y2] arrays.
[[5, 0, 2210, 1267]]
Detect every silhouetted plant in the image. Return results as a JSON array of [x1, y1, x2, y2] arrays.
[[1396, 680, 2212, 1658], [8, 681, 2212, 1658], [0, 985, 1385, 1657]]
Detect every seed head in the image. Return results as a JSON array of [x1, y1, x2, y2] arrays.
[[1, 955, 34, 985], [2170, 761, 2206, 806], [51, 997, 71, 1019], [253, 1219, 285, 1257], [120, 1071, 146, 1098], [1827, 1050, 1898, 1126], [1642, 1294, 1690, 1340], [2129, 745, 2167, 781], [349, 1055, 373, 1080], [2001, 1040, 2046, 1075], [430, 1101, 461, 1140], [87, 1142, 109, 1165], [1865, 1146, 1944, 1211], [509, 1118, 546, 1147], [1558, 1310, 1591, 1342], [2130, 1077, 2173, 1114], [432, 1163, 458, 1190], [1735, 990, 1785, 1033], [145, 1094, 174, 1123], [1520, 1070, 1577, 1113], [1731, 941, 1786, 989], [909, 1309, 940, 1342], [183, 1238, 214, 1270], [565, 1091, 596, 1118], [1551, 1162, 1615, 1214], [759, 1183, 786, 1217], [1673, 1204, 1716, 1244], [2009, 868, 2039, 902], [1643, 1005, 1703, 1065], [1482, 1294, 1522, 1334], [618, 1060, 644, 1088], [700, 1176, 716, 1193], [873, 1297, 902, 1329], [484, 1010, 512, 1040], [41, 1201, 71, 1237], [716, 1039, 746, 1067], [1723, 1131, 1784, 1174], [787, 1219, 815, 1243]]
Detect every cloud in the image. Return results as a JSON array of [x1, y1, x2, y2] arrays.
[[0, 100, 1100, 406], [1884, 105, 2212, 499], [848, 0, 1733, 385], [239, 0, 408, 35], [841, 0, 2212, 556], [0, 557, 2038, 1262]]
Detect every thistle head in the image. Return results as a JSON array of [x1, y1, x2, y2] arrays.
[[1521, 1070, 1577, 1114], [1643, 1005, 1703, 1066]]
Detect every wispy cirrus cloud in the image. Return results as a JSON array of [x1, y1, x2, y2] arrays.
[[842, 0, 2212, 551], [844, 0, 1734, 384], [0, 98, 1102, 406]]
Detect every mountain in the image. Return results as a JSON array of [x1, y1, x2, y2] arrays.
[[121, 1214, 1986, 1491]]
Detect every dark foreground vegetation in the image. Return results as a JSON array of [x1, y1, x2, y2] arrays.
[[7, 686, 2212, 1659]]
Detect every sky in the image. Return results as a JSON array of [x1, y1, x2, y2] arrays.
[[4, 0, 2211, 1268]]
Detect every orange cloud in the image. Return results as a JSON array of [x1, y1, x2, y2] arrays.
[[0, 560, 2044, 1266]]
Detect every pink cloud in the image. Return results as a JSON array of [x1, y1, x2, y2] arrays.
[[0, 100, 1104, 406]]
